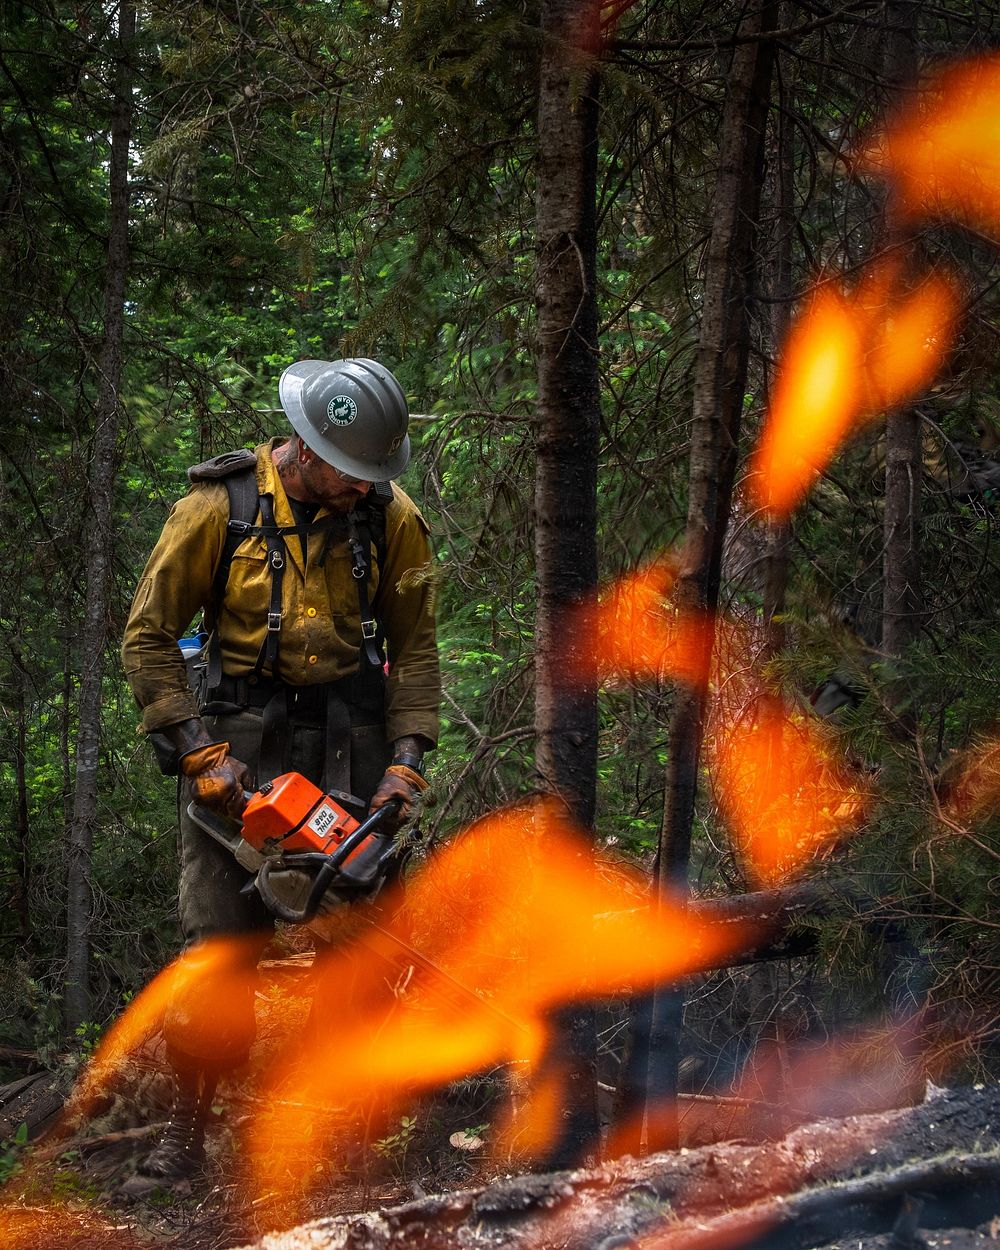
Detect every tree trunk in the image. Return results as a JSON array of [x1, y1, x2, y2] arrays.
[[881, 0, 921, 663], [11, 645, 33, 952], [533, 0, 602, 1166], [644, 0, 778, 1153], [762, 50, 796, 658], [64, 2, 135, 1032]]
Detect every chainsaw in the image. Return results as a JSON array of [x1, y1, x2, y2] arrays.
[[188, 773, 404, 924], [191, 772, 532, 1038]]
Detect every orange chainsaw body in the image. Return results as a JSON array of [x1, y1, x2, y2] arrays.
[[241, 772, 360, 855]]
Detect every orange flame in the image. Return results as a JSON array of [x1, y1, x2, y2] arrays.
[[564, 557, 715, 686], [69, 933, 265, 1120], [728, 1017, 925, 1125], [751, 283, 862, 517], [244, 801, 751, 1208], [708, 698, 868, 885], [863, 55, 1000, 239], [942, 734, 1000, 823], [856, 261, 959, 413], [750, 260, 958, 517]]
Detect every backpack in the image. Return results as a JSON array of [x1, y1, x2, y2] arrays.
[[187, 450, 392, 696]]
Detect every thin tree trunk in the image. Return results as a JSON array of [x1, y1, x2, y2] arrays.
[[644, 0, 778, 1153], [533, 0, 602, 1166], [881, 0, 921, 663], [762, 50, 796, 657], [64, 1, 135, 1032], [11, 646, 33, 951]]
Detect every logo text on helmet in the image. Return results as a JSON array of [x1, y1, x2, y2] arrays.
[[326, 395, 358, 426]]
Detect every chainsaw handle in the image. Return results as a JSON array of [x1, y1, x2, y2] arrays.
[[254, 799, 401, 924]]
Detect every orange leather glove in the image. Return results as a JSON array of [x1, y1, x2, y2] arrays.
[[369, 763, 429, 830], [180, 741, 252, 819]]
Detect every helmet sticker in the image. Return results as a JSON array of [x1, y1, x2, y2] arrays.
[[326, 395, 358, 426], [387, 434, 403, 455]]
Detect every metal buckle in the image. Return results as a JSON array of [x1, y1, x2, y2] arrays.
[[270, 550, 285, 570], [267, 611, 282, 632], [361, 618, 377, 640]]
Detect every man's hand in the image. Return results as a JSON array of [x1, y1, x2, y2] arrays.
[[369, 763, 429, 829], [180, 741, 252, 819]]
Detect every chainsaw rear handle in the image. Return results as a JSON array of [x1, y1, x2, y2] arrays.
[[254, 799, 401, 924]]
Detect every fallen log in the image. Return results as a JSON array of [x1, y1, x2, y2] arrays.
[[0, 1072, 66, 1142], [0, 1045, 41, 1068], [689, 879, 913, 967], [231, 1084, 1000, 1250], [643, 1148, 1000, 1250]]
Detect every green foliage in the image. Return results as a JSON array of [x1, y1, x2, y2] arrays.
[[0, 1123, 29, 1186], [373, 1114, 418, 1172]]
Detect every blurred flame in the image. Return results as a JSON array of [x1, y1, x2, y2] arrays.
[[856, 260, 959, 413], [245, 801, 750, 1208], [942, 735, 1000, 823], [70, 933, 265, 1120], [751, 261, 959, 517], [708, 698, 868, 885], [862, 55, 1000, 239], [752, 284, 862, 517], [565, 557, 714, 686], [728, 1016, 925, 1125]]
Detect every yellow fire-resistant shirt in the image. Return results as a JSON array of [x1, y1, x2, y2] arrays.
[[122, 439, 440, 747]]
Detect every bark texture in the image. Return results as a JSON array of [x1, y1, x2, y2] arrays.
[[533, 0, 602, 827], [880, 0, 922, 661], [64, 2, 135, 1031], [761, 48, 796, 658], [531, 0, 603, 1167], [645, 0, 778, 1151], [232, 1086, 1000, 1250]]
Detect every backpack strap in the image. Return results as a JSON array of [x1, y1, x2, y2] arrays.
[[253, 493, 286, 678], [346, 483, 392, 670], [193, 454, 395, 700], [212, 468, 262, 626], [192, 458, 260, 696]]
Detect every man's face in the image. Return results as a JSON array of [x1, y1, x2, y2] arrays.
[[297, 441, 370, 512]]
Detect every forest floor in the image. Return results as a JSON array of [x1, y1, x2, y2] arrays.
[[4, 1067, 1000, 1250]]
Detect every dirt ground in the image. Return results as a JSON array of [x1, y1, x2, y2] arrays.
[[5, 1080, 1000, 1250]]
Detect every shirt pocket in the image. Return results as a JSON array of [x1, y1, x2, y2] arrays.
[[319, 547, 365, 626], [220, 546, 272, 638]]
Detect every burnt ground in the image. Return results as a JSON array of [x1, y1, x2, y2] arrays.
[[221, 1082, 1000, 1250], [5, 1073, 1000, 1250]]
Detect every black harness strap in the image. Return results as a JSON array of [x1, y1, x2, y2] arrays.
[[254, 493, 286, 678], [196, 458, 393, 717], [206, 467, 261, 694], [347, 512, 384, 670]]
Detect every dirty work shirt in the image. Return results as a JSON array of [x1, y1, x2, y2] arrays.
[[122, 438, 440, 747]]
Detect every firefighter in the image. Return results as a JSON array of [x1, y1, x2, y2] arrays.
[[121, 358, 440, 1182]]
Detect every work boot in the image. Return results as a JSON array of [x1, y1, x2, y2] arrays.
[[139, 1067, 218, 1182]]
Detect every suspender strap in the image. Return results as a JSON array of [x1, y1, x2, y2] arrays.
[[346, 511, 384, 670], [255, 684, 353, 792], [196, 465, 393, 708], [254, 493, 286, 678]]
